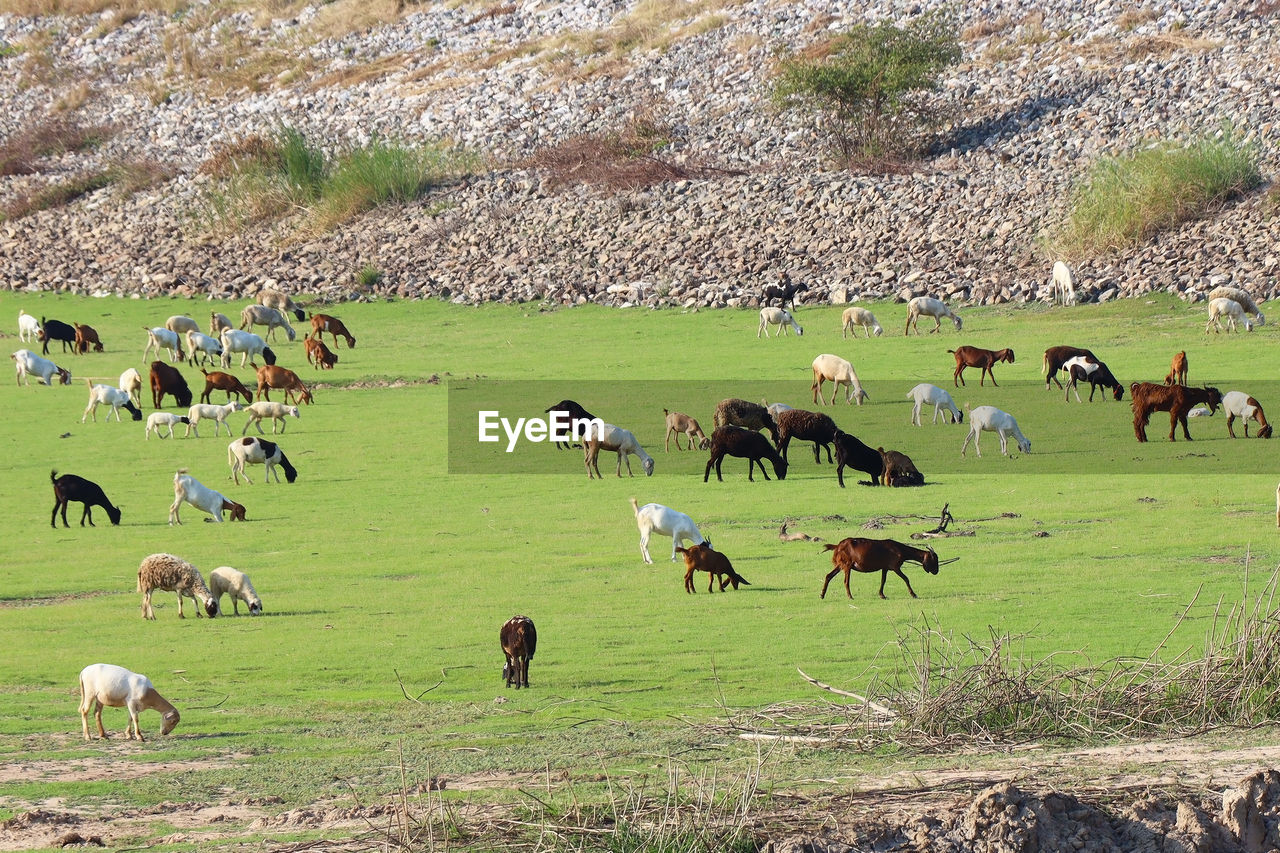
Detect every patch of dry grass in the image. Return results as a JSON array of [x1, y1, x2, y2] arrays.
[[1115, 8, 1160, 31], [52, 81, 93, 113], [1075, 30, 1221, 62], [0, 0, 181, 13], [0, 118, 115, 177]]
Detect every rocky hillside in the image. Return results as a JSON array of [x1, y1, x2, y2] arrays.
[[0, 0, 1277, 307]]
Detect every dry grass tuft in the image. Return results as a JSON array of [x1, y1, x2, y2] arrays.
[[1076, 30, 1220, 62], [1115, 8, 1160, 31], [0, 0, 180, 13], [52, 82, 93, 113], [0, 118, 115, 177], [198, 134, 280, 178], [462, 3, 515, 27]]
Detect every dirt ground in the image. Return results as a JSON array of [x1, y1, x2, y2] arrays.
[[6, 737, 1280, 851]]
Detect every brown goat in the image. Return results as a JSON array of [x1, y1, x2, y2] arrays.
[[1130, 382, 1222, 442], [675, 544, 750, 593], [878, 448, 923, 487], [1165, 351, 1188, 386], [199, 369, 253, 404], [310, 313, 356, 349], [1042, 346, 1098, 390], [821, 538, 940, 600], [255, 365, 313, 405], [663, 408, 709, 451], [950, 346, 1014, 387], [500, 615, 537, 689], [73, 323, 104, 354], [149, 361, 192, 409], [304, 337, 338, 370]]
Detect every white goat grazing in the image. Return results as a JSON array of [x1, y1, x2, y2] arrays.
[[184, 330, 223, 366], [584, 423, 655, 478], [119, 367, 143, 407], [761, 400, 794, 418], [811, 353, 868, 405], [12, 348, 71, 386], [169, 469, 246, 524], [630, 497, 711, 564], [142, 326, 185, 362], [240, 304, 296, 342], [242, 400, 300, 434], [146, 412, 190, 440], [209, 566, 263, 615], [137, 551, 219, 619], [185, 400, 244, 437], [18, 310, 41, 342], [210, 311, 234, 337], [906, 383, 963, 425], [758, 307, 803, 337], [79, 663, 180, 741], [961, 405, 1031, 457], [164, 315, 200, 336], [841, 306, 883, 338], [220, 329, 275, 368], [905, 296, 963, 334], [228, 436, 299, 484], [1206, 297, 1253, 333], [1051, 261, 1076, 306], [1208, 285, 1264, 327], [82, 381, 143, 423]]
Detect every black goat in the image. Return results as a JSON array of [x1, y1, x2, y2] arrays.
[[39, 318, 77, 355], [775, 409, 838, 464], [545, 399, 598, 450], [704, 426, 788, 482], [834, 430, 883, 487], [1065, 358, 1124, 402], [51, 470, 121, 528], [762, 272, 809, 308]]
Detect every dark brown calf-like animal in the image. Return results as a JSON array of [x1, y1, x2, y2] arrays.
[[821, 537, 940, 599], [500, 615, 537, 689], [1130, 382, 1222, 442], [199, 369, 253, 404], [309, 313, 356, 349], [1042, 346, 1098, 390], [73, 323, 104, 354], [675, 544, 750, 593], [1165, 351, 1188, 386], [950, 346, 1014, 387], [51, 470, 121, 528], [878, 448, 923, 486], [149, 361, 192, 408]]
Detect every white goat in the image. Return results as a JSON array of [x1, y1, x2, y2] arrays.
[[208, 566, 263, 615], [79, 663, 180, 741], [18, 310, 41, 343], [630, 497, 711, 564], [762, 400, 794, 418], [82, 381, 142, 423], [169, 469, 246, 524], [210, 311, 234, 337], [240, 304, 296, 342], [841, 306, 883, 338], [1051, 261, 1076, 307], [119, 367, 143, 407], [142, 326, 185, 362], [905, 296, 963, 334], [137, 551, 219, 619], [961, 405, 1031, 457], [228, 436, 299, 484], [164, 315, 200, 336], [811, 353, 868, 405], [184, 330, 224, 366], [242, 401, 300, 434], [906, 383, 962, 425], [12, 348, 71, 386], [185, 400, 244, 437], [584, 423, 655, 478], [145, 412, 190, 440], [220, 329, 275, 368], [1206, 297, 1253, 333], [1208, 285, 1264, 327], [757, 307, 803, 337]]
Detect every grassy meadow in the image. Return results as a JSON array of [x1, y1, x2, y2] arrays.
[[1, 291, 1278, 845]]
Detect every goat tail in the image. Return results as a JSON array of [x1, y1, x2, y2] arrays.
[[50, 469, 59, 484], [629, 497, 640, 516], [822, 543, 836, 552]]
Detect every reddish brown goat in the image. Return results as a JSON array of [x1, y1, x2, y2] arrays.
[[199, 369, 253, 404], [950, 346, 1014, 387], [73, 323, 104, 354], [675, 544, 750, 593], [149, 361, 192, 409], [821, 538, 940, 600], [310, 314, 356, 349], [500, 615, 537, 689], [1042, 346, 1098, 390], [1165, 351, 1188, 386], [1130, 382, 1222, 442], [255, 365, 314, 405], [304, 337, 338, 370]]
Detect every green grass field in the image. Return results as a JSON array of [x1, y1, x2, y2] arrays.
[[0, 292, 1277, 847]]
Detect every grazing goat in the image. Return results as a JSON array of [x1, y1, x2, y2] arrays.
[[1051, 260, 1076, 306], [50, 470, 121, 527], [1063, 356, 1124, 402], [209, 311, 234, 337], [821, 537, 940, 599], [255, 365, 313, 405], [304, 337, 338, 369], [879, 448, 924, 486], [1206, 297, 1254, 333], [79, 664, 179, 741], [703, 425, 787, 482], [1165, 351, 1188, 386], [142, 326, 185, 363], [1222, 391, 1273, 439], [12, 348, 71, 386], [1042, 346, 1099, 390], [119, 367, 143, 407], [713, 398, 779, 442], [219, 329, 276, 369], [775, 408, 838, 464], [1207, 285, 1264, 327], [676, 544, 749, 593], [961, 406, 1032, 456], [905, 296, 962, 334], [631, 497, 711, 563], [149, 360, 193, 408], [811, 353, 868, 405], [229, 436, 299, 484], [762, 400, 794, 418], [209, 566, 263, 615], [164, 315, 200, 337], [145, 412, 189, 440], [18, 310, 40, 342], [184, 330, 223, 366], [584, 423, 654, 478], [82, 381, 143, 423], [762, 273, 808, 308], [73, 322, 104, 354], [185, 400, 244, 437], [38, 317, 77, 354], [240, 304, 296, 342], [545, 399, 600, 450], [500, 615, 536, 689], [243, 401, 300, 434], [663, 409, 709, 451], [169, 469, 247, 524], [907, 383, 962, 425], [200, 368, 253, 404], [834, 430, 884, 487], [137, 552, 219, 618], [1131, 382, 1222, 442], [758, 307, 803, 337], [950, 346, 1014, 387], [841, 306, 883, 338], [258, 288, 307, 322], [310, 313, 357, 348]]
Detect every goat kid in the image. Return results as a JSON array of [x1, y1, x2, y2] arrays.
[[676, 544, 749, 593], [663, 408, 710, 451]]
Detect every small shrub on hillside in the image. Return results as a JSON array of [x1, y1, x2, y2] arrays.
[[0, 118, 115, 176], [2, 170, 113, 220], [356, 264, 383, 288]]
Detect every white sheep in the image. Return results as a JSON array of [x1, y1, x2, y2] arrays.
[[210, 311, 234, 337], [78, 663, 180, 741], [1206, 297, 1253, 333], [1051, 261, 1076, 306], [228, 436, 299, 484], [242, 400, 300, 434], [12, 348, 71, 386], [906, 383, 962, 425], [220, 329, 275, 368], [142, 326, 185, 362], [240, 304, 296, 342], [811, 353, 868, 405], [630, 498, 711, 564], [757, 307, 803, 337], [18, 310, 41, 342], [119, 367, 143, 407], [185, 400, 244, 437], [184, 330, 224, 366], [905, 296, 963, 334], [164, 315, 200, 336], [841, 306, 883, 338], [169, 469, 246, 524], [961, 405, 1031, 457], [208, 566, 263, 616], [1208, 285, 1264, 326], [82, 381, 143, 423], [146, 412, 190, 440], [584, 423, 655, 478], [137, 551, 219, 618]]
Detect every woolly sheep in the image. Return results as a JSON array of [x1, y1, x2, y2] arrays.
[[164, 315, 200, 336], [242, 401, 300, 434], [757, 307, 803, 337], [78, 663, 179, 741], [811, 354, 868, 405], [841, 306, 883, 338], [137, 552, 218, 619], [208, 566, 263, 615]]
